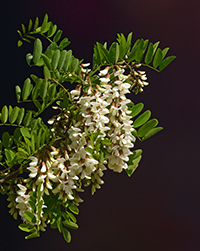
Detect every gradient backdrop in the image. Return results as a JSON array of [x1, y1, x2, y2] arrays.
[[0, 0, 200, 250]]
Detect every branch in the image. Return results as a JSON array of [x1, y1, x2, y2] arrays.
[[0, 166, 25, 184]]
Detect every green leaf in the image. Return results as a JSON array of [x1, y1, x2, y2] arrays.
[[33, 17, 39, 30], [62, 94, 69, 108], [53, 30, 63, 43], [23, 111, 32, 127], [50, 208, 59, 226], [20, 127, 31, 138], [22, 78, 33, 100], [69, 57, 79, 73], [66, 211, 77, 223], [28, 19, 33, 32], [16, 108, 25, 125], [130, 102, 144, 118], [117, 33, 127, 59], [28, 200, 36, 213], [43, 66, 51, 79], [2, 132, 10, 148], [41, 13, 49, 33], [137, 119, 158, 137], [93, 44, 100, 66], [162, 47, 169, 59], [19, 223, 37, 233], [26, 35, 36, 40], [5, 149, 16, 163], [144, 42, 154, 64], [44, 42, 57, 58], [126, 155, 142, 177], [127, 39, 141, 61], [62, 228, 71, 243], [32, 78, 43, 100], [24, 211, 36, 224], [47, 22, 57, 37], [17, 30, 22, 38], [63, 220, 79, 230], [134, 39, 144, 62], [17, 40, 23, 47], [40, 80, 48, 99], [15, 85, 21, 102], [36, 185, 43, 203], [25, 231, 40, 240], [21, 23, 26, 34], [153, 41, 160, 54], [63, 50, 72, 71], [159, 56, 176, 71], [8, 106, 13, 119], [51, 49, 60, 71], [43, 193, 59, 214], [141, 127, 163, 141], [109, 42, 119, 64], [48, 84, 57, 99], [37, 200, 44, 221], [133, 110, 151, 128], [22, 37, 31, 43], [100, 148, 105, 162], [96, 42, 110, 63], [59, 38, 70, 49], [33, 38, 43, 64], [129, 149, 143, 162], [85, 147, 93, 155], [57, 216, 63, 233], [68, 203, 79, 215], [41, 54, 52, 70], [58, 50, 67, 71], [95, 137, 101, 153], [9, 106, 20, 124], [13, 128, 21, 142], [1, 106, 8, 124], [102, 138, 112, 145], [17, 147, 29, 157], [153, 48, 162, 68]]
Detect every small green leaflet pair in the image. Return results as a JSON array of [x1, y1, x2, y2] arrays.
[[125, 102, 163, 177]]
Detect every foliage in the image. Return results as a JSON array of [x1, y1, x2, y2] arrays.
[[0, 14, 175, 243]]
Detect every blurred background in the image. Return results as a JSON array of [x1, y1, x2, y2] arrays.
[[0, 0, 200, 250]]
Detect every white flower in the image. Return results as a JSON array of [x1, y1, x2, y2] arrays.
[[47, 171, 58, 182], [29, 157, 38, 167], [40, 162, 47, 173], [82, 63, 90, 67], [27, 166, 38, 178], [17, 184, 27, 193], [99, 68, 109, 76], [99, 77, 110, 84], [36, 174, 46, 185]]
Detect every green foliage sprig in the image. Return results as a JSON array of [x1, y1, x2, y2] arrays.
[[0, 14, 175, 243]]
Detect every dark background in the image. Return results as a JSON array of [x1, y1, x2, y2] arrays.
[[0, 0, 200, 250]]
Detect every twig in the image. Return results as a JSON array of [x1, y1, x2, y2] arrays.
[[0, 166, 25, 184]]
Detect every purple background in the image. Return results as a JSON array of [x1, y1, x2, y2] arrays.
[[0, 0, 200, 250]]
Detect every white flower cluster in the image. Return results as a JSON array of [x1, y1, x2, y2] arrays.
[[12, 152, 80, 227], [12, 65, 143, 227], [70, 66, 136, 174]]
